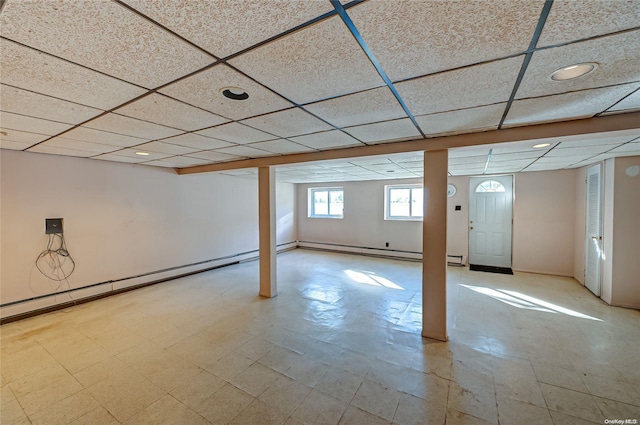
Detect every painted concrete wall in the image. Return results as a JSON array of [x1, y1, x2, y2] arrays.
[[446, 176, 469, 259], [297, 169, 578, 276], [296, 178, 424, 254], [0, 150, 296, 317], [573, 166, 587, 284], [602, 159, 616, 305], [610, 156, 640, 308], [512, 170, 576, 276]]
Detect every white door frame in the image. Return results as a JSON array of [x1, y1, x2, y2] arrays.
[[584, 164, 603, 296], [468, 175, 514, 269]]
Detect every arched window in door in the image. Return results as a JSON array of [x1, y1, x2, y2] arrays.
[[475, 180, 506, 193]]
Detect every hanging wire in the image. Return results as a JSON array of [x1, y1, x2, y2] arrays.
[[35, 232, 76, 281]]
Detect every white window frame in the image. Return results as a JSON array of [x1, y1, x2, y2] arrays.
[[384, 184, 424, 221], [308, 187, 344, 219]]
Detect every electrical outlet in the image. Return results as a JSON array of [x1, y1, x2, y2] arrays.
[[45, 218, 63, 234], [385, 242, 389, 247]]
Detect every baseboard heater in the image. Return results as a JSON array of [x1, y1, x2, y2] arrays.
[[0, 241, 297, 324], [298, 241, 422, 261]]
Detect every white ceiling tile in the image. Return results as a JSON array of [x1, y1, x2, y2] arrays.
[[555, 132, 640, 147], [608, 142, 640, 154], [392, 160, 423, 168], [195, 122, 277, 144], [546, 145, 614, 156], [160, 133, 234, 151], [143, 156, 210, 168], [395, 57, 524, 116], [159, 64, 293, 121], [506, 83, 640, 127], [609, 89, 640, 112], [133, 141, 199, 156], [188, 151, 244, 162], [288, 130, 363, 150], [0, 139, 33, 150], [229, 16, 385, 104], [247, 139, 315, 154], [63, 127, 148, 148], [0, 0, 214, 88], [0, 111, 73, 136], [28, 144, 96, 158], [487, 158, 536, 167], [528, 155, 593, 165], [449, 146, 492, 158], [83, 113, 183, 140], [0, 38, 146, 110], [347, 0, 541, 81], [36, 137, 120, 155], [114, 94, 229, 131], [214, 145, 275, 158], [448, 166, 486, 176], [490, 151, 542, 162], [517, 31, 640, 99], [0, 128, 49, 145], [490, 142, 556, 155], [1, 85, 102, 124], [304, 87, 407, 128], [449, 155, 487, 166], [241, 108, 333, 138], [120, 0, 333, 59], [343, 118, 421, 144], [93, 153, 148, 164], [416, 103, 506, 137], [107, 148, 173, 161], [346, 158, 391, 166], [485, 164, 528, 173], [537, 0, 640, 47]]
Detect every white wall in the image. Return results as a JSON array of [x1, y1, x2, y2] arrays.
[[296, 178, 423, 257], [446, 176, 469, 259], [0, 150, 296, 318], [573, 166, 587, 284], [297, 170, 578, 276], [512, 170, 576, 276], [607, 156, 640, 308]]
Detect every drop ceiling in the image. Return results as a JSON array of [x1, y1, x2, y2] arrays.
[[1, 0, 639, 183]]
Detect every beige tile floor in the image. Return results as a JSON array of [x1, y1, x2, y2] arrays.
[[1, 249, 639, 425]]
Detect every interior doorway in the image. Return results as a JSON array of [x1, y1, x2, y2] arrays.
[[584, 164, 603, 296], [468, 175, 514, 273]]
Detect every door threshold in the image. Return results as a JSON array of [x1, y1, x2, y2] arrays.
[[469, 264, 514, 275]]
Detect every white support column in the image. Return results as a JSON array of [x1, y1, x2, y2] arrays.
[[422, 150, 448, 341], [258, 166, 277, 298]]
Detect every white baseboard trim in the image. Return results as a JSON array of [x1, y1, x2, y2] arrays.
[[297, 241, 422, 261]]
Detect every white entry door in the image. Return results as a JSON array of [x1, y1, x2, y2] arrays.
[[469, 175, 513, 268], [585, 164, 603, 296]]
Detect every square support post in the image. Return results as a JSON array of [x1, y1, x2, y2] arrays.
[[258, 166, 277, 298], [422, 150, 448, 341]]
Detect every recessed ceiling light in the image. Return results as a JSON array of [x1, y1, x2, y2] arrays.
[[220, 86, 249, 101], [533, 143, 551, 149], [550, 63, 597, 81], [135, 151, 150, 156]]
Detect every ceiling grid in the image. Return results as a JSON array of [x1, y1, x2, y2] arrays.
[[0, 0, 638, 181]]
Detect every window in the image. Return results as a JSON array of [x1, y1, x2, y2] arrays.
[[385, 184, 423, 220], [309, 187, 343, 218], [475, 180, 506, 193]]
